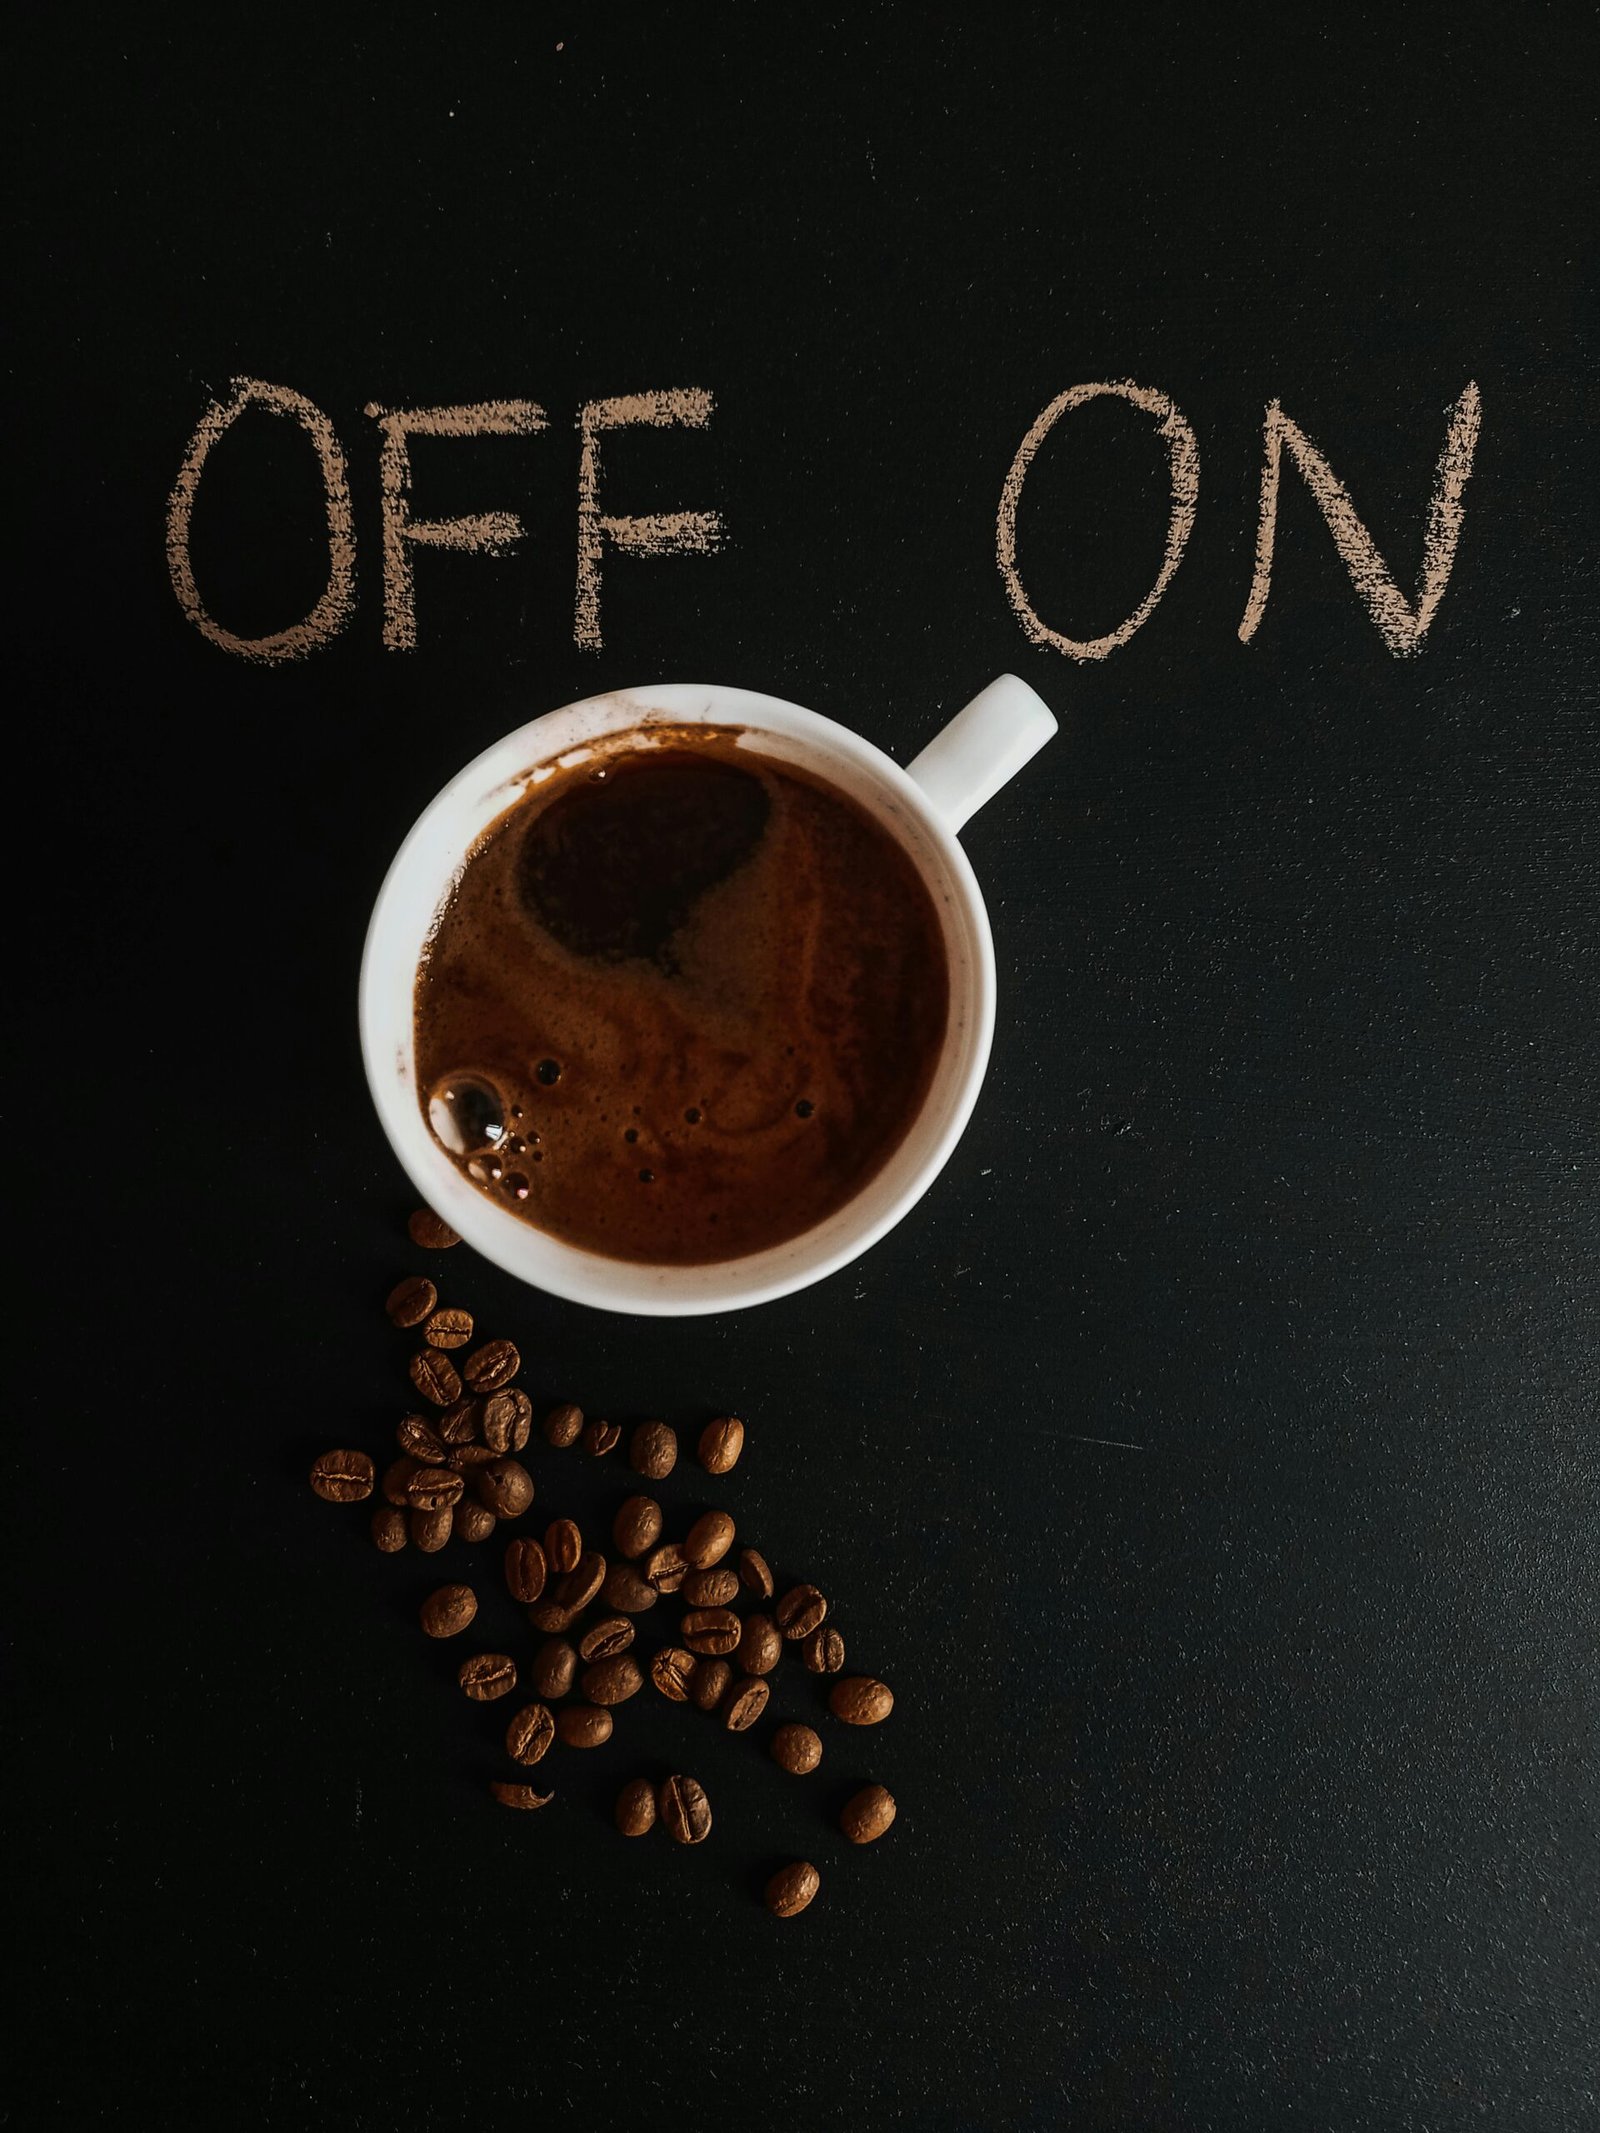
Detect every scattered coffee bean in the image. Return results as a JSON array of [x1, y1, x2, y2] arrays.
[[424, 1305, 474, 1350], [410, 1506, 453, 1551], [370, 1504, 408, 1552], [545, 1519, 582, 1575], [505, 1702, 555, 1764], [651, 1648, 698, 1702], [682, 1607, 741, 1656], [698, 1415, 744, 1473], [628, 1420, 677, 1479], [503, 1537, 548, 1604], [683, 1566, 740, 1608], [458, 1652, 517, 1701], [489, 1780, 553, 1810], [737, 1614, 782, 1676], [407, 1207, 460, 1249], [829, 1675, 893, 1725], [437, 1399, 481, 1446], [776, 1585, 827, 1639], [555, 1551, 607, 1615], [381, 1456, 418, 1506], [615, 1777, 656, 1836], [581, 1417, 622, 1457], [770, 1723, 823, 1774], [764, 1861, 819, 1917], [581, 1655, 643, 1705], [455, 1499, 496, 1543], [475, 1459, 534, 1519], [406, 1465, 464, 1512], [683, 1510, 736, 1569], [448, 1442, 497, 1469], [578, 1616, 635, 1661], [420, 1584, 477, 1638], [532, 1638, 578, 1698], [658, 1775, 712, 1844], [840, 1783, 896, 1844], [409, 1349, 462, 1407], [542, 1402, 583, 1447], [463, 1339, 520, 1393], [600, 1562, 658, 1614], [525, 1596, 581, 1635], [557, 1704, 613, 1748], [385, 1274, 437, 1327], [738, 1547, 775, 1599], [310, 1449, 375, 1503], [722, 1676, 769, 1731], [396, 1414, 448, 1464], [643, 1542, 689, 1594], [481, 1388, 532, 1453], [690, 1658, 732, 1713], [612, 1495, 663, 1560]]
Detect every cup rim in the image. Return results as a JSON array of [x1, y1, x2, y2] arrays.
[[359, 682, 996, 1315]]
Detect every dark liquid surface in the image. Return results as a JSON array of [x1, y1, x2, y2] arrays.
[[414, 727, 951, 1264]]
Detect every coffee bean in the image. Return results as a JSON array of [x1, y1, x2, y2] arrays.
[[612, 1495, 663, 1560], [410, 1506, 453, 1551], [503, 1537, 548, 1604], [406, 1465, 464, 1512], [437, 1398, 481, 1446], [532, 1638, 578, 1698], [581, 1417, 622, 1457], [628, 1420, 677, 1479], [370, 1504, 408, 1552], [602, 1564, 658, 1617], [829, 1676, 893, 1725], [556, 1704, 613, 1748], [682, 1566, 739, 1608], [764, 1861, 819, 1918], [650, 1648, 698, 1702], [770, 1723, 822, 1774], [455, 1499, 496, 1544], [737, 1614, 782, 1676], [448, 1442, 497, 1469], [803, 1625, 846, 1675], [385, 1274, 437, 1327], [458, 1652, 518, 1701], [310, 1449, 374, 1503], [698, 1415, 744, 1473], [721, 1676, 769, 1731], [545, 1520, 582, 1575], [578, 1616, 635, 1661], [542, 1402, 584, 1448], [424, 1305, 474, 1350], [463, 1339, 520, 1393], [776, 1585, 827, 1639], [683, 1510, 736, 1569], [738, 1547, 775, 1599], [682, 1607, 741, 1657], [420, 1584, 477, 1638], [481, 1388, 532, 1454], [840, 1783, 896, 1843], [658, 1775, 711, 1844], [396, 1414, 448, 1464], [643, 1542, 689, 1595], [505, 1702, 555, 1764], [475, 1459, 534, 1519], [381, 1456, 418, 1505], [489, 1780, 553, 1810], [615, 1777, 656, 1836], [409, 1349, 462, 1407], [689, 1659, 731, 1713], [407, 1207, 460, 1250], [525, 1597, 579, 1635], [581, 1655, 643, 1705]]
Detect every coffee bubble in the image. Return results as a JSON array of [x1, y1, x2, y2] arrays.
[[428, 1074, 507, 1156]]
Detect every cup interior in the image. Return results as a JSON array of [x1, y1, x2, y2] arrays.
[[359, 684, 995, 1313]]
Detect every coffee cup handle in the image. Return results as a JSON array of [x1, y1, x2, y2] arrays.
[[904, 673, 1058, 833]]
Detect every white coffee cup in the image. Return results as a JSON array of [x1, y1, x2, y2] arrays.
[[360, 675, 1056, 1315]]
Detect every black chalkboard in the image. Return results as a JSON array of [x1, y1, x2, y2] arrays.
[[14, 12, 1597, 2129]]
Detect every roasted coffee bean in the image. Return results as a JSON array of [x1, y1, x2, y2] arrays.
[[803, 1625, 846, 1675], [554, 1551, 607, 1615], [424, 1305, 474, 1349], [650, 1648, 697, 1702], [504, 1702, 555, 1764], [581, 1655, 643, 1705], [612, 1495, 663, 1560], [489, 1780, 553, 1810], [409, 1349, 462, 1407], [698, 1415, 745, 1473], [840, 1783, 896, 1844], [525, 1597, 579, 1635], [532, 1638, 578, 1698], [682, 1566, 740, 1608], [407, 1207, 460, 1249], [829, 1676, 893, 1725], [628, 1420, 677, 1479], [690, 1659, 731, 1712], [643, 1542, 689, 1594], [657, 1774, 712, 1844], [556, 1704, 613, 1748], [463, 1339, 520, 1393], [776, 1584, 827, 1639], [385, 1274, 437, 1327], [503, 1537, 548, 1604], [615, 1777, 656, 1836], [449, 1442, 498, 1468], [310, 1450, 374, 1503], [437, 1398, 481, 1446], [737, 1614, 782, 1676], [738, 1547, 775, 1599], [764, 1861, 819, 1917], [381, 1456, 418, 1506], [683, 1510, 736, 1569], [420, 1584, 477, 1638], [455, 1499, 496, 1543], [682, 1607, 741, 1657], [581, 1417, 622, 1457], [542, 1402, 584, 1447], [770, 1723, 823, 1774], [458, 1652, 517, 1701], [396, 1414, 448, 1464], [475, 1459, 534, 1520], [370, 1504, 408, 1552], [721, 1676, 769, 1731], [601, 1562, 658, 1615], [406, 1465, 464, 1512], [578, 1616, 635, 1661], [545, 1519, 582, 1575], [410, 1506, 453, 1552], [481, 1388, 532, 1454]]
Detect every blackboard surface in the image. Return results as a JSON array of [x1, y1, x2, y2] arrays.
[[13, 12, 1597, 2130]]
